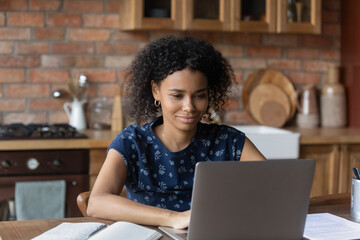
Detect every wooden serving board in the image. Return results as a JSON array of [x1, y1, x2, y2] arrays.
[[249, 83, 291, 127], [242, 69, 296, 120]]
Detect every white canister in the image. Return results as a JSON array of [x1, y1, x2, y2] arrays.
[[351, 178, 360, 221]]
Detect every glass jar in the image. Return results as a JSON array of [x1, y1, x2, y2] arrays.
[[90, 98, 112, 130]]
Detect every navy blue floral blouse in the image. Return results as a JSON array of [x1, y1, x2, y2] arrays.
[[108, 117, 245, 211]]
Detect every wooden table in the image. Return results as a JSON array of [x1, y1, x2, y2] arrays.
[[0, 194, 355, 240]]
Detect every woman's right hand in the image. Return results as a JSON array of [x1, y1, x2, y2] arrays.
[[170, 210, 191, 229]]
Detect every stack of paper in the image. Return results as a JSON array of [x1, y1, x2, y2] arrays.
[[304, 213, 360, 240]]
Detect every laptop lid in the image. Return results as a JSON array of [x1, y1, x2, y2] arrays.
[[185, 159, 315, 240]]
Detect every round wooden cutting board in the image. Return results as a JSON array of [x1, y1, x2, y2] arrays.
[[249, 83, 291, 127], [242, 69, 296, 121]]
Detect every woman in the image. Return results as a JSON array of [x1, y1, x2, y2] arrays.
[[87, 35, 265, 229]]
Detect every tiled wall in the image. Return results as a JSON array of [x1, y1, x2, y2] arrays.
[[0, 0, 340, 127]]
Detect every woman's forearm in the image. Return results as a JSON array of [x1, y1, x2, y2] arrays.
[[87, 193, 189, 228]]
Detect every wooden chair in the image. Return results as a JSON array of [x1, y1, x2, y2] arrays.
[[76, 189, 127, 217]]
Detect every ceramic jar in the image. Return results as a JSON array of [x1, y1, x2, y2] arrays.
[[321, 66, 346, 127]]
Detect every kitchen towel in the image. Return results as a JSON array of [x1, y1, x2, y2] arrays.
[[15, 180, 66, 220]]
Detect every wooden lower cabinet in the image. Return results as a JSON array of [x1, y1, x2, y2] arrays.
[[89, 149, 107, 189], [301, 143, 360, 197]]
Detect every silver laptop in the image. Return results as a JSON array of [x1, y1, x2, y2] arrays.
[[159, 159, 315, 240]]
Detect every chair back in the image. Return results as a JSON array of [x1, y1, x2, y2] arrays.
[[76, 188, 127, 217]]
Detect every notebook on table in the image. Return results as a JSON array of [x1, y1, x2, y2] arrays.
[[159, 159, 315, 240]]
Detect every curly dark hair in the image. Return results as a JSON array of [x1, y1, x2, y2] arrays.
[[126, 35, 234, 124]]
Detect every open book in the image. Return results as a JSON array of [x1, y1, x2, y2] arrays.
[[32, 221, 162, 240]]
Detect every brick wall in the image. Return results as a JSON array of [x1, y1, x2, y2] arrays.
[[0, 0, 340, 127]]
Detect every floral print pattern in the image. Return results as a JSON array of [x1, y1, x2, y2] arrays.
[[108, 117, 245, 211]]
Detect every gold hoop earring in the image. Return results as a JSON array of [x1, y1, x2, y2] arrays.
[[154, 100, 161, 107]]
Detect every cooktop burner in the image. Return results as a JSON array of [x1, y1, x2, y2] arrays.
[[0, 123, 87, 140]]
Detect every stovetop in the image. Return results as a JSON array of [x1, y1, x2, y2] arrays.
[[0, 123, 87, 140]]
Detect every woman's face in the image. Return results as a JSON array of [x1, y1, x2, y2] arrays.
[[152, 68, 209, 133]]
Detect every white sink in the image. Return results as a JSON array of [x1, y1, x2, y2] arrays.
[[232, 125, 300, 159]]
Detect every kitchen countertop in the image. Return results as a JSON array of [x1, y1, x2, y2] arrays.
[[0, 127, 360, 151], [0, 130, 119, 151], [286, 127, 360, 145]]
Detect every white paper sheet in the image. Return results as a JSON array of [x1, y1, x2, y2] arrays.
[[304, 213, 360, 240]]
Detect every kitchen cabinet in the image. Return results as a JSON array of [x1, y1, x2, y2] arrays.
[[119, 0, 183, 30], [119, 0, 321, 34], [89, 149, 107, 189], [277, 0, 321, 34], [292, 127, 360, 197]]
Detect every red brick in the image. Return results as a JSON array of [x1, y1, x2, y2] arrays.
[[301, 36, 333, 48], [333, 37, 340, 49], [64, 0, 104, 12], [322, 11, 340, 23], [287, 72, 322, 85], [0, 0, 27, 11], [29, 69, 70, 83], [63, 56, 104, 68], [223, 111, 255, 125], [0, 28, 31, 40], [223, 98, 239, 110], [0, 69, 25, 83], [49, 111, 68, 124], [246, 46, 282, 58], [303, 61, 336, 72], [98, 84, 118, 97], [34, 28, 65, 40], [97, 43, 138, 55], [0, 99, 26, 111], [106, 0, 120, 12], [323, 0, 340, 10], [105, 56, 134, 68], [228, 83, 242, 98], [322, 24, 341, 36], [0, 13, 4, 26], [233, 71, 243, 84], [262, 34, 299, 46], [4, 113, 47, 124], [6, 84, 50, 98], [268, 60, 301, 70], [29, 98, 65, 110], [53, 43, 94, 54], [0, 86, 2, 97], [68, 29, 110, 42], [30, 0, 61, 10], [321, 49, 340, 60], [47, 13, 82, 27], [41, 55, 62, 68], [215, 44, 243, 57], [286, 48, 319, 59], [230, 59, 267, 69], [8, 13, 44, 27], [73, 69, 117, 83], [0, 42, 14, 54], [112, 31, 150, 42], [84, 84, 97, 98], [185, 32, 222, 44], [17, 42, 49, 54], [84, 14, 119, 28], [0, 56, 40, 67], [119, 69, 129, 83], [224, 33, 261, 45]]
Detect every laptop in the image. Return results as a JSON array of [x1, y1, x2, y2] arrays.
[[159, 159, 315, 240]]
